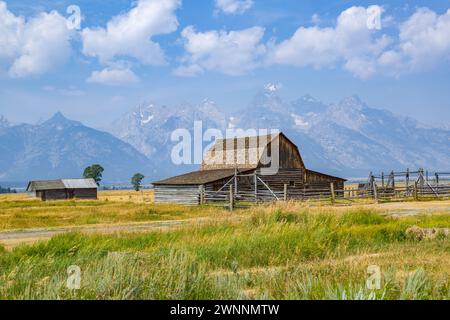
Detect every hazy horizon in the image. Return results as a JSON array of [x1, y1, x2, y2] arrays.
[[1, 0, 450, 128]]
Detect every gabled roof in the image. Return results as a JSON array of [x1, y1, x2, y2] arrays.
[[202, 132, 298, 170], [153, 168, 255, 186], [27, 179, 97, 191]]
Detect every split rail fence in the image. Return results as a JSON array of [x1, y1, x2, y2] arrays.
[[200, 168, 450, 210]]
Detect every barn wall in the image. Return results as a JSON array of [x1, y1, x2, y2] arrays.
[[73, 188, 97, 199], [259, 136, 304, 170], [305, 171, 345, 190], [41, 189, 68, 201], [257, 169, 305, 192], [154, 185, 200, 205], [202, 169, 306, 193]]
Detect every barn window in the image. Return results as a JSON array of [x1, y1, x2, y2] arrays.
[[289, 181, 295, 187]]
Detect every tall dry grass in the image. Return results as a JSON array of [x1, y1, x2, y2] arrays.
[[0, 207, 449, 299]]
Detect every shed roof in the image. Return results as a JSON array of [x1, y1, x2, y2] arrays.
[[62, 179, 98, 189], [27, 179, 98, 191], [306, 169, 347, 182], [153, 168, 255, 186], [27, 180, 65, 191]]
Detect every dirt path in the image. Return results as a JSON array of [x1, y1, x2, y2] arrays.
[[0, 219, 207, 250], [376, 201, 450, 217]]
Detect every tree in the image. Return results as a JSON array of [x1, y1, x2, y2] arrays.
[[131, 173, 145, 191], [83, 164, 104, 186]]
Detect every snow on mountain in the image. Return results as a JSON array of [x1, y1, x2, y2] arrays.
[[110, 99, 229, 178], [0, 112, 153, 182], [110, 92, 450, 178]]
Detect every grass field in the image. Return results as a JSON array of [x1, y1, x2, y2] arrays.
[[0, 190, 232, 230], [0, 191, 449, 300]]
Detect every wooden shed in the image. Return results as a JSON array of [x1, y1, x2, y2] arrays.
[[26, 179, 98, 201], [153, 132, 346, 204]]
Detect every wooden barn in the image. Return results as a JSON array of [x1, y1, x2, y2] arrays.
[[153, 133, 346, 204], [26, 179, 98, 201]]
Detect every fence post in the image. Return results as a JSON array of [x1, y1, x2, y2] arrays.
[[283, 184, 288, 202], [254, 172, 258, 202], [406, 168, 410, 196], [372, 180, 378, 203], [414, 181, 418, 201], [229, 185, 234, 211], [330, 183, 335, 204], [199, 185, 204, 205]]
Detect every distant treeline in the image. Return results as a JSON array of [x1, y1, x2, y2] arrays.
[[0, 186, 17, 194]]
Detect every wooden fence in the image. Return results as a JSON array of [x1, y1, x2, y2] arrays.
[[201, 168, 450, 210]]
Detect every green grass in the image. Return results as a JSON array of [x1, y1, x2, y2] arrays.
[[0, 199, 230, 230], [0, 207, 449, 300]]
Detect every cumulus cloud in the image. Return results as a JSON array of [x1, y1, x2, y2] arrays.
[[215, 0, 253, 15], [378, 8, 450, 75], [174, 26, 265, 76], [87, 67, 139, 86], [81, 0, 180, 66], [0, 1, 73, 78], [267, 5, 391, 79]]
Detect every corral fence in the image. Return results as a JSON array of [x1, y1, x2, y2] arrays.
[[201, 168, 450, 210]]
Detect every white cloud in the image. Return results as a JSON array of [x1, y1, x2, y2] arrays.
[[215, 0, 253, 15], [0, 1, 73, 78], [268, 5, 391, 79], [378, 8, 450, 75], [87, 67, 139, 86], [175, 26, 265, 76], [81, 0, 180, 66]]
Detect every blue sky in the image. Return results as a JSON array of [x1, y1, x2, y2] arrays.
[[1, 0, 450, 128]]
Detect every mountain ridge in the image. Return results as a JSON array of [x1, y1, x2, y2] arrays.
[[0, 113, 154, 182], [109, 90, 450, 178]]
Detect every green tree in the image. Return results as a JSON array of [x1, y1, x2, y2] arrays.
[[83, 164, 104, 186], [131, 173, 145, 191]]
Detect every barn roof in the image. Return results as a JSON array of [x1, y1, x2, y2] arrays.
[[153, 168, 255, 186], [306, 169, 347, 182], [62, 179, 98, 189], [27, 180, 65, 191], [202, 132, 298, 170], [26, 179, 98, 191]]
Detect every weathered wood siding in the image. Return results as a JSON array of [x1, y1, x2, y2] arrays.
[[202, 134, 305, 171], [36, 188, 97, 201], [257, 169, 305, 192], [154, 185, 200, 205], [73, 188, 97, 199], [305, 171, 345, 190], [38, 189, 67, 201], [260, 136, 304, 170]]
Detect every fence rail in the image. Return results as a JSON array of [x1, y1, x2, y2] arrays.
[[201, 182, 450, 210], [196, 168, 450, 210]]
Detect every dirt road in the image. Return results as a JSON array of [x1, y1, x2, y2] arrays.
[[0, 219, 203, 250]]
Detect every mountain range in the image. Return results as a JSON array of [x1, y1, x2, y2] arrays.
[[0, 87, 449, 184], [110, 88, 450, 178], [0, 112, 153, 182]]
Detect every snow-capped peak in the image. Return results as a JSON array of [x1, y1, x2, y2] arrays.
[[136, 102, 158, 126], [202, 98, 216, 106], [264, 82, 281, 94]]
